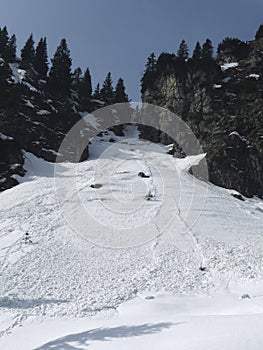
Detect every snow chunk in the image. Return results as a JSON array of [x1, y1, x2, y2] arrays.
[[37, 110, 51, 116], [229, 131, 241, 137], [24, 100, 35, 108], [229, 131, 249, 144], [10, 164, 21, 170], [41, 148, 62, 156], [248, 74, 260, 80], [175, 153, 206, 171], [223, 77, 231, 83], [0, 132, 13, 141], [221, 62, 239, 71], [92, 99, 106, 105], [24, 82, 38, 92]]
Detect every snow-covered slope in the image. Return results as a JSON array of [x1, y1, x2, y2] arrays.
[[0, 126, 262, 349]]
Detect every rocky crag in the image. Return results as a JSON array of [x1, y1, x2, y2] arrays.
[[140, 26, 263, 198]]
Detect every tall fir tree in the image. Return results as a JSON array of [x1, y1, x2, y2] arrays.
[[192, 41, 202, 61], [20, 34, 35, 68], [7, 34, 16, 62], [141, 52, 157, 93], [145, 52, 157, 73], [177, 40, 189, 61], [202, 39, 213, 62], [48, 38, 72, 96], [114, 78, 129, 103], [72, 67, 82, 88], [34, 37, 48, 78], [93, 83, 100, 100], [100, 72, 114, 104], [0, 26, 9, 60], [82, 67, 92, 98], [72, 67, 82, 97]]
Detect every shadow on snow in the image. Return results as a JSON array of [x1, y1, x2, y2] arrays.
[[34, 322, 178, 349]]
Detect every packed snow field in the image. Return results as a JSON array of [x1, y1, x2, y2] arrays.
[[0, 126, 262, 349]]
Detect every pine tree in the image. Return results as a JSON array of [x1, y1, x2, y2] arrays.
[[34, 37, 48, 77], [72, 67, 82, 92], [72, 67, 82, 83], [177, 40, 189, 61], [93, 83, 100, 99], [141, 52, 157, 93], [72, 67, 82, 95], [21, 34, 35, 68], [114, 78, 129, 103], [7, 34, 16, 62], [202, 39, 213, 62], [192, 41, 202, 61], [100, 72, 114, 104], [48, 38, 72, 96], [82, 67, 92, 99], [0, 26, 9, 60], [145, 52, 156, 73], [255, 24, 263, 40]]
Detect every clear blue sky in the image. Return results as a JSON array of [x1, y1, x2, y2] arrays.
[[1, 0, 262, 101]]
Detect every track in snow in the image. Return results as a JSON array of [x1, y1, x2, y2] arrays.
[[0, 125, 262, 337]]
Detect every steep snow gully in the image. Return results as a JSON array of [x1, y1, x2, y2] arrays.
[[0, 125, 262, 349]]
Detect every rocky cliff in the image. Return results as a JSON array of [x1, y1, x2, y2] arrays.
[[140, 31, 263, 198]]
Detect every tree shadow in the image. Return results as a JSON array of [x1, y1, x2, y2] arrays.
[[0, 297, 68, 309], [34, 322, 178, 349]]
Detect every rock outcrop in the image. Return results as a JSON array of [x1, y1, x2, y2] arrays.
[[140, 33, 263, 198]]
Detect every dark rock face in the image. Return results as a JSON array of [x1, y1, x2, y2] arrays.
[[206, 133, 262, 198], [141, 37, 263, 198], [0, 137, 25, 191]]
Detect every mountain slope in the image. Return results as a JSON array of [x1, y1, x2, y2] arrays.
[[0, 126, 262, 349]]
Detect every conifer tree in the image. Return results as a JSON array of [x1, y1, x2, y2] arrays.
[[48, 38, 72, 96], [34, 37, 48, 77], [202, 39, 213, 62], [72, 67, 82, 83], [0, 26, 9, 60], [21, 34, 35, 68], [83, 67, 92, 98], [7, 34, 16, 62], [141, 52, 157, 93], [93, 83, 100, 100], [114, 78, 129, 103], [100, 72, 114, 104], [177, 40, 189, 61], [145, 52, 157, 73], [72, 67, 82, 96], [192, 41, 202, 61]]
